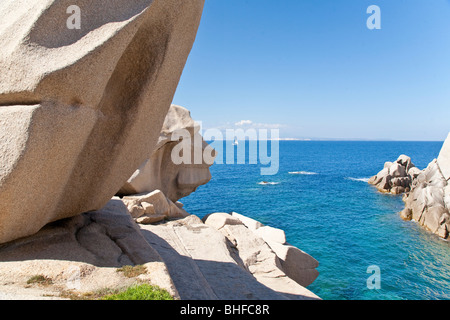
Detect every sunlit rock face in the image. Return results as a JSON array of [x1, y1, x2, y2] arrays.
[[437, 133, 450, 181], [368, 155, 418, 195], [118, 105, 216, 202], [0, 0, 205, 244], [400, 133, 450, 239]]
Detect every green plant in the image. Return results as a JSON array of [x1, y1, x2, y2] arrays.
[[116, 265, 147, 278], [26, 275, 53, 286], [101, 284, 174, 300], [60, 287, 118, 300]]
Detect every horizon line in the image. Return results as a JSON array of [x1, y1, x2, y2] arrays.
[[204, 138, 445, 142]]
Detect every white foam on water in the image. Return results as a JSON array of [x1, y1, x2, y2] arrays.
[[258, 181, 280, 185], [288, 171, 318, 175], [347, 177, 370, 182]]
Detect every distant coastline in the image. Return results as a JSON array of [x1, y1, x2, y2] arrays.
[[212, 138, 445, 142]]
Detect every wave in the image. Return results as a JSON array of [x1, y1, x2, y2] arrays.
[[288, 171, 318, 175], [258, 181, 280, 185], [347, 177, 370, 182]]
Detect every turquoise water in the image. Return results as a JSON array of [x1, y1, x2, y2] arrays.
[[181, 141, 450, 300]]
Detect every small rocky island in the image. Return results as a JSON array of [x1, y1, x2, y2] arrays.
[[0, 1, 319, 300], [369, 134, 450, 239]]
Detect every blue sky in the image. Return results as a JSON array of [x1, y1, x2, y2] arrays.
[[173, 0, 450, 141]]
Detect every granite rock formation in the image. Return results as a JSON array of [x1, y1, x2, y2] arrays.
[[369, 133, 450, 239], [203, 212, 319, 288], [144, 213, 320, 300], [0, 0, 205, 244], [122, 189, 189, 225], [400, 134, 450, 239], [368, 155, 421, 194], [118, 105, 216, 202]]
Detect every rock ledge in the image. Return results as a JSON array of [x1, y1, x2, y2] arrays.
[[0, 197, 320, 300]]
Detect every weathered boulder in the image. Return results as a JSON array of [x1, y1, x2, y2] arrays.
[[203, 212, 320, 288], [118, 105, 216, 202], [255, 226, 287, 245], [122, 189, 189, 224], [201, 212, 244, 230], [389, 162, 406, 178], [0, 0, 205, 244], [368, 155, 417, 194], [266, 241, 319, 288], [144, 214, 320, 300], [231, 212, 263, 230]]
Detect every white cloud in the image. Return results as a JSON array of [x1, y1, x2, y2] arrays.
[[235, 120, 253, 126], [205, 120, 287, 132]]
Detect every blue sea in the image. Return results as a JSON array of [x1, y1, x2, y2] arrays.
[[181, 140, 450, 300]]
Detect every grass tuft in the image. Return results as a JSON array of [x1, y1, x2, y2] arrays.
[[26, 275, 53, 286], [116, 265, 147, 278], [101, 284, 174, 300]]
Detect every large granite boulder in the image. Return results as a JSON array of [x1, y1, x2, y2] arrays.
[[118, 105, 216, 202], [0, 0, 205, 244]]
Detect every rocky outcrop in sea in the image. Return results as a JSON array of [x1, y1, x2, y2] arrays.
[[400, 134, 450, 239], [368, 155, 421, 194], [369, 133, 450, 240]]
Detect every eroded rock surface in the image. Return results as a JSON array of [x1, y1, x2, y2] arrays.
[[143, 214, 320, 300], [368, 155, 419, 194], [122, 189, 189, 225], [399, 134, 450, 239], [118, 105, 216, 202], [0, 198, 178, 299], [0, 198, 320, 300], [0, 0, 205, 244], [369, 134, 450, 239], [204, 212, 319, 288]]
